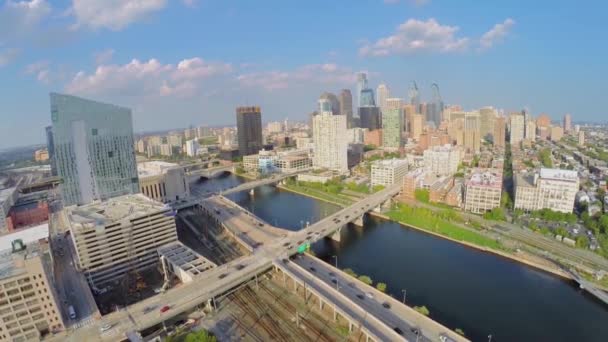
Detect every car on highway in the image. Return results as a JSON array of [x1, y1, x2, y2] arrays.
[[393, 327, 404, 335], [99, 324, 113, 333], [282, 258, 289, 264], [218, 273, 228, 279], [235, 264, 246, 270], [329, 272, 335, 277], [410, 327, 420, 335], [309, 267, 316, 272], [348, 282, 356, 288], [439, 333, 457, 342], [382, 302, 391, 309], [365, 292, 373, 299], [283, 242, 290, 247], [143, 305, 158, 314], [356, 294, 364, 300], [331, 278, 337, 284], [160, 305, 170, 313]]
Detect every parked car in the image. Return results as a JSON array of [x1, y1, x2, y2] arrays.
[[160, 305, 170, 313]]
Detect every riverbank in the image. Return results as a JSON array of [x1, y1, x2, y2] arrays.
[[277, 184, 351, 207]]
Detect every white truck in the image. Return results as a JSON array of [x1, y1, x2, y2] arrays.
[[68, 305, 77, 320]]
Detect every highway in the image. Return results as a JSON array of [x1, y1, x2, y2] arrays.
[[291, 254, 466, 342], [56, 182, 464, 341]]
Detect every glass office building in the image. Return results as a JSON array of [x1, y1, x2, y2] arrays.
[[50, 93, 139, 206]]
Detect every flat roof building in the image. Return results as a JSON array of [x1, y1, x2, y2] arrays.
[[514, 168, 579, 213], [423, 144, 461, 177], [371, 159, 409, 187], [158, 242, 216, 284], [67, 194, 177, 287], [464, 169, 503, 214], [137, 161, 189, 204]]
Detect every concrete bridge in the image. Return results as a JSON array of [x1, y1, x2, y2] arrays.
[[219, 170, 306, 195], [187, 165, 234, 180]]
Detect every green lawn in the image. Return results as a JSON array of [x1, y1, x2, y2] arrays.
[[386, 204, 502, 250], [282, 184, 352, 206]]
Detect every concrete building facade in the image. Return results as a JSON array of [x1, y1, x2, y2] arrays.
[[464, 169, 503, 214], [423, 145, 461, 176], [312, 112, 348, 172], [370, 159, 409, 187], [514, 168, 579, 213], [137, 161, 189, 203]]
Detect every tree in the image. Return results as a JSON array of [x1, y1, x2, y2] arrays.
[[483, 208, 506, 221], [358, 275, 373, 285], [575, 235, 589, 249], [376, 282, 387, 293], [415, 189, 430, 203], [372, 185, 385, 193], [343, 268, 357, 278], [413, 306, 430, 316]]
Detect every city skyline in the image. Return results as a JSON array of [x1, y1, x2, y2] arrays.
[[2, 0, 608, 148]]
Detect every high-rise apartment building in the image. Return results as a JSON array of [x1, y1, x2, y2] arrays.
[[0, 241, 65, 341], [68, 194, 178, 286], [236, 106, 263, 157], [464, 112, 481, 153], [50, 93, 139, 206], [493, 116, 506, 147], [578, 131, 585, 146], [376, 83, 390, 111], [479, 107, 497, 141], [382, 98, 403, 149], [319, 92, 340, 115], [371, 159, 409, 187], [45, 126, 57, 176], [514, 168, 579, 213], [464, 169, 503, 214], [423, 144, 461, 176], [550, 126, 564, 141], [410, 114, 424, 141], [339, 89, 353, 127], [563, 113, 572, 132], [509, 112, 525, 145], [185, 139, 199, 157], [526, 120, 537, 142], [312, 111, 348, 172]]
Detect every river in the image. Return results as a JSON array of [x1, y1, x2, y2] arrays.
[[196, 175, 608, 341]]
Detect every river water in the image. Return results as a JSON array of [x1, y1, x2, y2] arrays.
[[197, 175, 608, 341]]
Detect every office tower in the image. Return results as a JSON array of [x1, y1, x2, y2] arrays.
[[339, 89, 354, 127], [197, 125, 211, 138], [464, 112, 481, 153], [45, 125, 57, 176], [319, 92, 340, 115], [403, 104, 415, 133], [494, 116, 506, 147], [376, 83, 390, 111], [536, 114, 551, 128], [423, 144, 461, 176], [464, 169, 503, 214], [50, 93, 139, 206], [563, 113, 572, 132], [411, 114, 424, 141], [514, 168, 579, 213], [138, 161, 190, 203], [578, 131, 585, 146], [236, 106, 263, 156], [479, 107, 497, 141], [318, 98, 333, 113], [428, 83, 444, 127], [408, 81, 420, 113], [356, 72, 368, 107], [359, 88, 376, 107], [312, 111, 348, 172], [359, 107, 381, 131], [68, 194, 178, 286], [509, 112, 525, 145], [382, 98, 403, 149], [371, 159, 409, 187], [0, 240, 65, 340]]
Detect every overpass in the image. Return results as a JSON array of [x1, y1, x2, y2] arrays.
[[57, 182, 466, 341], [220, 170, 307, 196], [187, 165, 234, 179]]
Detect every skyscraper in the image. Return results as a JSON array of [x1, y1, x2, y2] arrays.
[[376, 83, 390, 111], [359, 88, 376, 107], [313, 111, 348, 172], [236, 106, 263, 156], [382, 98, 403, 149], [408, 81, 420, 113], [428, 83, 444, 127], [359, 107, 382, 131], [356, 72, 368, 107], [45, 125, 56, 176], [464, 112, 481, 153], [339, 89, 353, 127], [319, 92, 340, 115], [50, 93, 139, 206], [509, 112, 526, 145], [479, 107, 497, 141], [563, 113, 572, 132]]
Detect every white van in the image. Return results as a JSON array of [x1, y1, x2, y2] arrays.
[[68, 305, 77, 320]]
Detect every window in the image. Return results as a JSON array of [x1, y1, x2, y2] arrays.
[[92, 128, 98, 136]]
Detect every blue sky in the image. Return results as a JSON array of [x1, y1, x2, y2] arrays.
[[0, 0, 606, 148]]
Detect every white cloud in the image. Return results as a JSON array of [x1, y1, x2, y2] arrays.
[[359, 18, 469, 56], [237, 63, 358, 91], [94, 49, 114, 65], [24, 60, 50, 82], [479, 18, 515, 50], [65, 57, 233, 98], [0, 0, 51, 41], [182, 0, 198, 7], [70, 0, 167, 31], [0, 47, 20, 67]]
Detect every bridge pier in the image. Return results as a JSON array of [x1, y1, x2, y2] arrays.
[[330, 226, 343, 242], [353, 214, 365, 227]]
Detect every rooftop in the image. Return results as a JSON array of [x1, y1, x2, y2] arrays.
[[540, 168, 578, 182], [372, 158, 409, 168], [0, 187, 17, 203], [157, 242, 216, 280], [515, 173, 537, 188], [467, 169, 503, 188], [137, 161, 180, 177], [0, 223, 49, 253], [67, 194, 167, 228], [0, 239, 47, 281]]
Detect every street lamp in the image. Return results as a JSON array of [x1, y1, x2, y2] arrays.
[[401, 289, 407, 304], [488, 334, 493, 342], [331, 255, 338, 269]]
